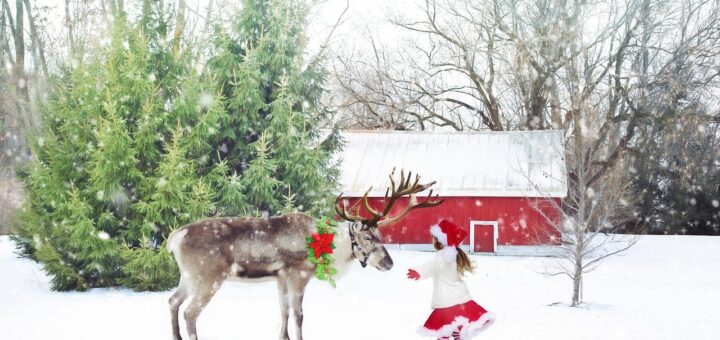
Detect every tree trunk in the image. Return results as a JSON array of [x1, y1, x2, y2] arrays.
[[572, 174, 586, 307], [572, 260, 582, 306], [489, 99, 502, 131], [526, 76, 547, 130], [13, 0, 29, 104], [549, 78, 562, 129], [572, 225, 584, 307], [172, 0, 186, 55], [1, 1, 14, 64], [23, 0, 47, 77], [64, 0, 77, 59]]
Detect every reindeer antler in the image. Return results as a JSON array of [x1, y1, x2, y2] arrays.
[[335, 192, 364, 222], [334, 168, 443, 227], [375, 168, 443, 227]]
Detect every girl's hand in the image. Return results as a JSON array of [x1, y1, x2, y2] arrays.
[[407, 269, 420, 280]]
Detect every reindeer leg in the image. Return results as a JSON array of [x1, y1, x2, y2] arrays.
[[277, 270, 291, 340], [169, 281, 189, 340], [289, 268, 312, 340], [183, 283, 220, 340]]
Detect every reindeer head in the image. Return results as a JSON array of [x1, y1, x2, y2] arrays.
[[336, 168, 443, 271]]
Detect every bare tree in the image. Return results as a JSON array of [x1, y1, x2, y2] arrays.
[[529, 142, 641, 307], [333, 0, 718, 126], [11, 0, 28, 106], [0, 0, 32, 235], [63, 0, 109, 62], [23, 0, 46, 77], [490, 0, 578, 130], [391, 0, 508, 131], [333, 0, 514, 131], [1, 0, 34, 166], [332, 35, 454, 130]]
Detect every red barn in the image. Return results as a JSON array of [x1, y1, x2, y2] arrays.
[[338, 130, 567, 254]]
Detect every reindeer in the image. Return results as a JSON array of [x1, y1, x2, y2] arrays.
[[167, 169, 443, 340]]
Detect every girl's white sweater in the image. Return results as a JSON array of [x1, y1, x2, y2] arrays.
[[411, 252, 472, 308]]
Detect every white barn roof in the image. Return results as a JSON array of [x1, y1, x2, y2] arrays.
[[338, 130, 568, 198]]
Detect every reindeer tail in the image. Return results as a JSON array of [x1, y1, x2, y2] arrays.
[[166, 228, 188, 255]]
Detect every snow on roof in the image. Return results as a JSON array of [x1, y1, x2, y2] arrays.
[[338, 130, 568, 198]]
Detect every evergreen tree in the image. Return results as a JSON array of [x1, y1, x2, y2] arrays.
[[239, 133, 282, 213], [208, 0, 341, 216], [15, 6, 224, 291]]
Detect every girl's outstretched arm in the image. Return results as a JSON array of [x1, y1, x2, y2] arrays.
[[407, 257, 437, 281]]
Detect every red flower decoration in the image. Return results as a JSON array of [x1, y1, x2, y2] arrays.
[[309, 232, 334, 258]]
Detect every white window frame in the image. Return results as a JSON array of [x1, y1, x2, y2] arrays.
[[469, 220, 498, 253]]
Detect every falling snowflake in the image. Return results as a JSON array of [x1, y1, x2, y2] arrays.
[[586, 187, 595, 198], [98, 231, 110, 240], [200, 92, 214, 109], [109, 188, 129, 210]]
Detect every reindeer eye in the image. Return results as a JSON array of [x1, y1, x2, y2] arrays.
[[364, 235, 372, 241]]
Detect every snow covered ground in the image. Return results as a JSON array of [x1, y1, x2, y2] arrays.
[[1, 235, 718, 340]]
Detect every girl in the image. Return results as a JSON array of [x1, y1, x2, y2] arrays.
[[407, 219, 495, 340]]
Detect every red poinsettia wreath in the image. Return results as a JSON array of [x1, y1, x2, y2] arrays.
[[306, 216, 338, 287], [309, 233, 334, 258]]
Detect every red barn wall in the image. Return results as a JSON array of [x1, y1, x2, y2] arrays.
[[341, 196, 562, 246]]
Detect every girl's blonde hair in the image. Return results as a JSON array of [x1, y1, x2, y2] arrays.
[[433, 237, 474, 275]]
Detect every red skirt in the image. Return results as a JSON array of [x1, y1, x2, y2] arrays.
[[418, 301, 494, 339]]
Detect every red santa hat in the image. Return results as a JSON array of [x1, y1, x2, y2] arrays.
[[430, 219, 468, 261]]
